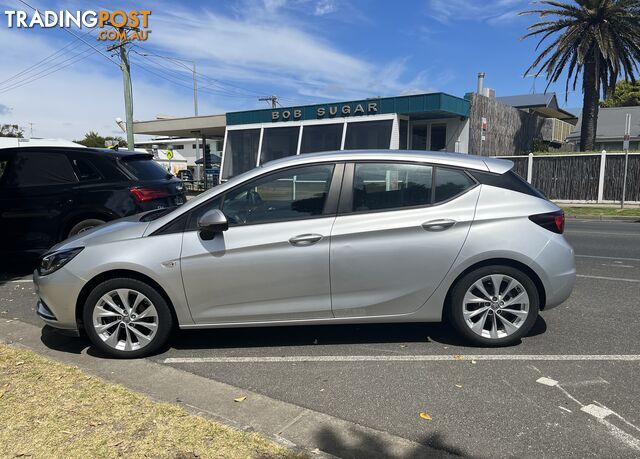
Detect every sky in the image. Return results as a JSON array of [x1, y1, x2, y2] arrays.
[[0, 0, 584, 140]]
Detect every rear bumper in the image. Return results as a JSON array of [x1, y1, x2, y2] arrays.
[[536, 235, 576, 310]]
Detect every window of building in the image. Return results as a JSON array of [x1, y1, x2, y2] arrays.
[[300, 123, 343, 154], [430, 124, 447, 151], [434, 168, 474, 202], [3, 152, 78, 188], [399, 119, 409, 149], [352, 163, 432, 212], [71, 158, 101, 181], [260, 126, 300, 164], [222, 129, 261, 179], [344, 120, 393, 150], [168, 145, 184, 150], [222, 164, 334, 225], [412, 125, 428, 150]]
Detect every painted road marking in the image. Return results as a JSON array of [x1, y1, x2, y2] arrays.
[[576, 254, 640, 262], [536, 377, 558, 386], [582, 404, 614, 419], [164, 354, 640, 364], [577, 274, 640, 283], [5, 279, 32, 283]]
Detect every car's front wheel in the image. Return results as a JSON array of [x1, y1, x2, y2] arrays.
[[449, 265, 539, 346], [68, 218, 106, 238], [83, 278, 173, 358]]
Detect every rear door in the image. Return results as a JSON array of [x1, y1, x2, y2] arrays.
[[329, 162, 480, 318], [0, 149, 77, 252]]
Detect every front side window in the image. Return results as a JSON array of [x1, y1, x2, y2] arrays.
[[434, 168, 474, 202], [222, 164, 334, 225], [222, 129, 261, 179], [3, 152, 77, 187], [353, 163, 432, 212], [260, 126, 300, 164], [344, 120, 392, 150]]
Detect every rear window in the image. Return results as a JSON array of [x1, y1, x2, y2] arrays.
[[469, 170, 546, 199], [120, 157, 171, 180]]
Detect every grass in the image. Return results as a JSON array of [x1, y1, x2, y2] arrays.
[[0, 345, 305, 459], [560, 205, 640, 217]]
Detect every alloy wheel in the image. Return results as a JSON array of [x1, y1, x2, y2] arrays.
[[91, 288, 159, 352], [462, 274, 530, 340]]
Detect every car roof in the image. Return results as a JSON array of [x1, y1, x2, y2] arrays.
[[0, 146, 152, 159], [262, 150, 513, 174]]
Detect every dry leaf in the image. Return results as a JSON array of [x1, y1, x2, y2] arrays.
[[471, 360, 477, 364], [419, 411, 432, 421], [234, 396, 247, 403], [455, 384, 463, 388], [453, 355, 464, 361], [15, 361, 24, 366]]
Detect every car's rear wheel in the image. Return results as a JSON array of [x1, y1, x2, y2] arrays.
[[83, 278, 173, 358], [449, 265, 539, 346], [68, 218, 106, 237]]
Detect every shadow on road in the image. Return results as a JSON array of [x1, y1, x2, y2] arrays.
[[313, 426, 474, 459], [0, 254, 38, 287]]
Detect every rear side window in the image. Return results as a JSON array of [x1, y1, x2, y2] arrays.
[[3, 151, 77, 187], [469, 170, 546, 199], [71, 158, 101, 181], [120, 157, 171, 180], [353, 163, 433, 211], [434, 168, 474, 202]]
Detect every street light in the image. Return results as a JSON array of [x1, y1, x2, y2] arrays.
[[137, 51, 202, 179]]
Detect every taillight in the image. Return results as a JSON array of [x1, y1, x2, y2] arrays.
[[129, 187, 171, 203], [528, 210, 565, 234]]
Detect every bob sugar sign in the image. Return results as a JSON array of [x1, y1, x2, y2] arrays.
[[272, 101, 379, 122]]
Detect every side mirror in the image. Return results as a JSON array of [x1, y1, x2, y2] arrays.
[[197, 209, 228, 240]]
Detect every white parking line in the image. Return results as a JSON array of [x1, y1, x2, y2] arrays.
[[576, 254, 640, 262], [577, 274, 640, 283], [5, 279, 32, 283], [164, 354, 640, 364]]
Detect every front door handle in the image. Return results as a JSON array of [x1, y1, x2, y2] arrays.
[[289, 233, 323, 246], [422, 219, 456, 231]]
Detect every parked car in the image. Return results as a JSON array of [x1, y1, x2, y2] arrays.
[[0, 147, 186, 254], [176, 169, 193, 181], [34, 150, 575, 357]]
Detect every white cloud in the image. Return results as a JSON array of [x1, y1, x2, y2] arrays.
[[427, 0, 525, 24], [314, 0, 337, 16]]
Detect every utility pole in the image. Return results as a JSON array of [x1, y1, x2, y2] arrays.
[[259, 95, 278, 108], [107, 27, 135, 150], [28, 122, 34, 138]]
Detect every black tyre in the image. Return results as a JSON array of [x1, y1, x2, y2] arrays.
[[83, 278, 174, 358], [68, 218, 106, 237], [449, 265, 539, 347]]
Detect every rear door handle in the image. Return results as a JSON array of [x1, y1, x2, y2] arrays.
[[289, 233, 323, 246], [422, 219, 456, 231]]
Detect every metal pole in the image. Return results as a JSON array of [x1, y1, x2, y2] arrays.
[[621, 113, 631, 209], [193, 62, 198, 116], [119, 43, 135, 150]]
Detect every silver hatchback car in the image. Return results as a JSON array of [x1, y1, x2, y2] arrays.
[[34, 150, 575, 358]]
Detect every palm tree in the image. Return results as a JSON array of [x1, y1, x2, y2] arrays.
[[521, 0, 640, 151]]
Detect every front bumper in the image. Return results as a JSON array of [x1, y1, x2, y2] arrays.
[[33, 267, 85, 334]]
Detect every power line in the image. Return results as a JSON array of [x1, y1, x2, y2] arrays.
[[16, 0, 120, 67]]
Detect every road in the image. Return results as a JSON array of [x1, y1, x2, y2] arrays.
[[1, 219, 639, 457]]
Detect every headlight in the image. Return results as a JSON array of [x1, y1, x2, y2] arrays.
[[38, 248, 84, 276]]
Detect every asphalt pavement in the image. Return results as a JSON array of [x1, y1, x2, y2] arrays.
[[1, 219, 639, 458]]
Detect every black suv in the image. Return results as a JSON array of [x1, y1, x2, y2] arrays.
[[0, 147, 186, 254]]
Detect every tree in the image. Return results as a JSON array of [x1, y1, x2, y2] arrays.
[[0, 124, 24, 138], [74, 131, 127, 148], [602, 80, 640, 107], [522, 1, 640, 151]]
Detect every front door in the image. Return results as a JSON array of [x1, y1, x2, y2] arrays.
[[180, 163, 339, 323], [330, 162, 479, 318]]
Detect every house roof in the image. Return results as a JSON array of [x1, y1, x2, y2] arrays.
[[497, 93, 578, 123], [567, 106, 640, 141]]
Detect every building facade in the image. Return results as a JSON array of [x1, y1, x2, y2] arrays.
[[220, 93, 470, 180]]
